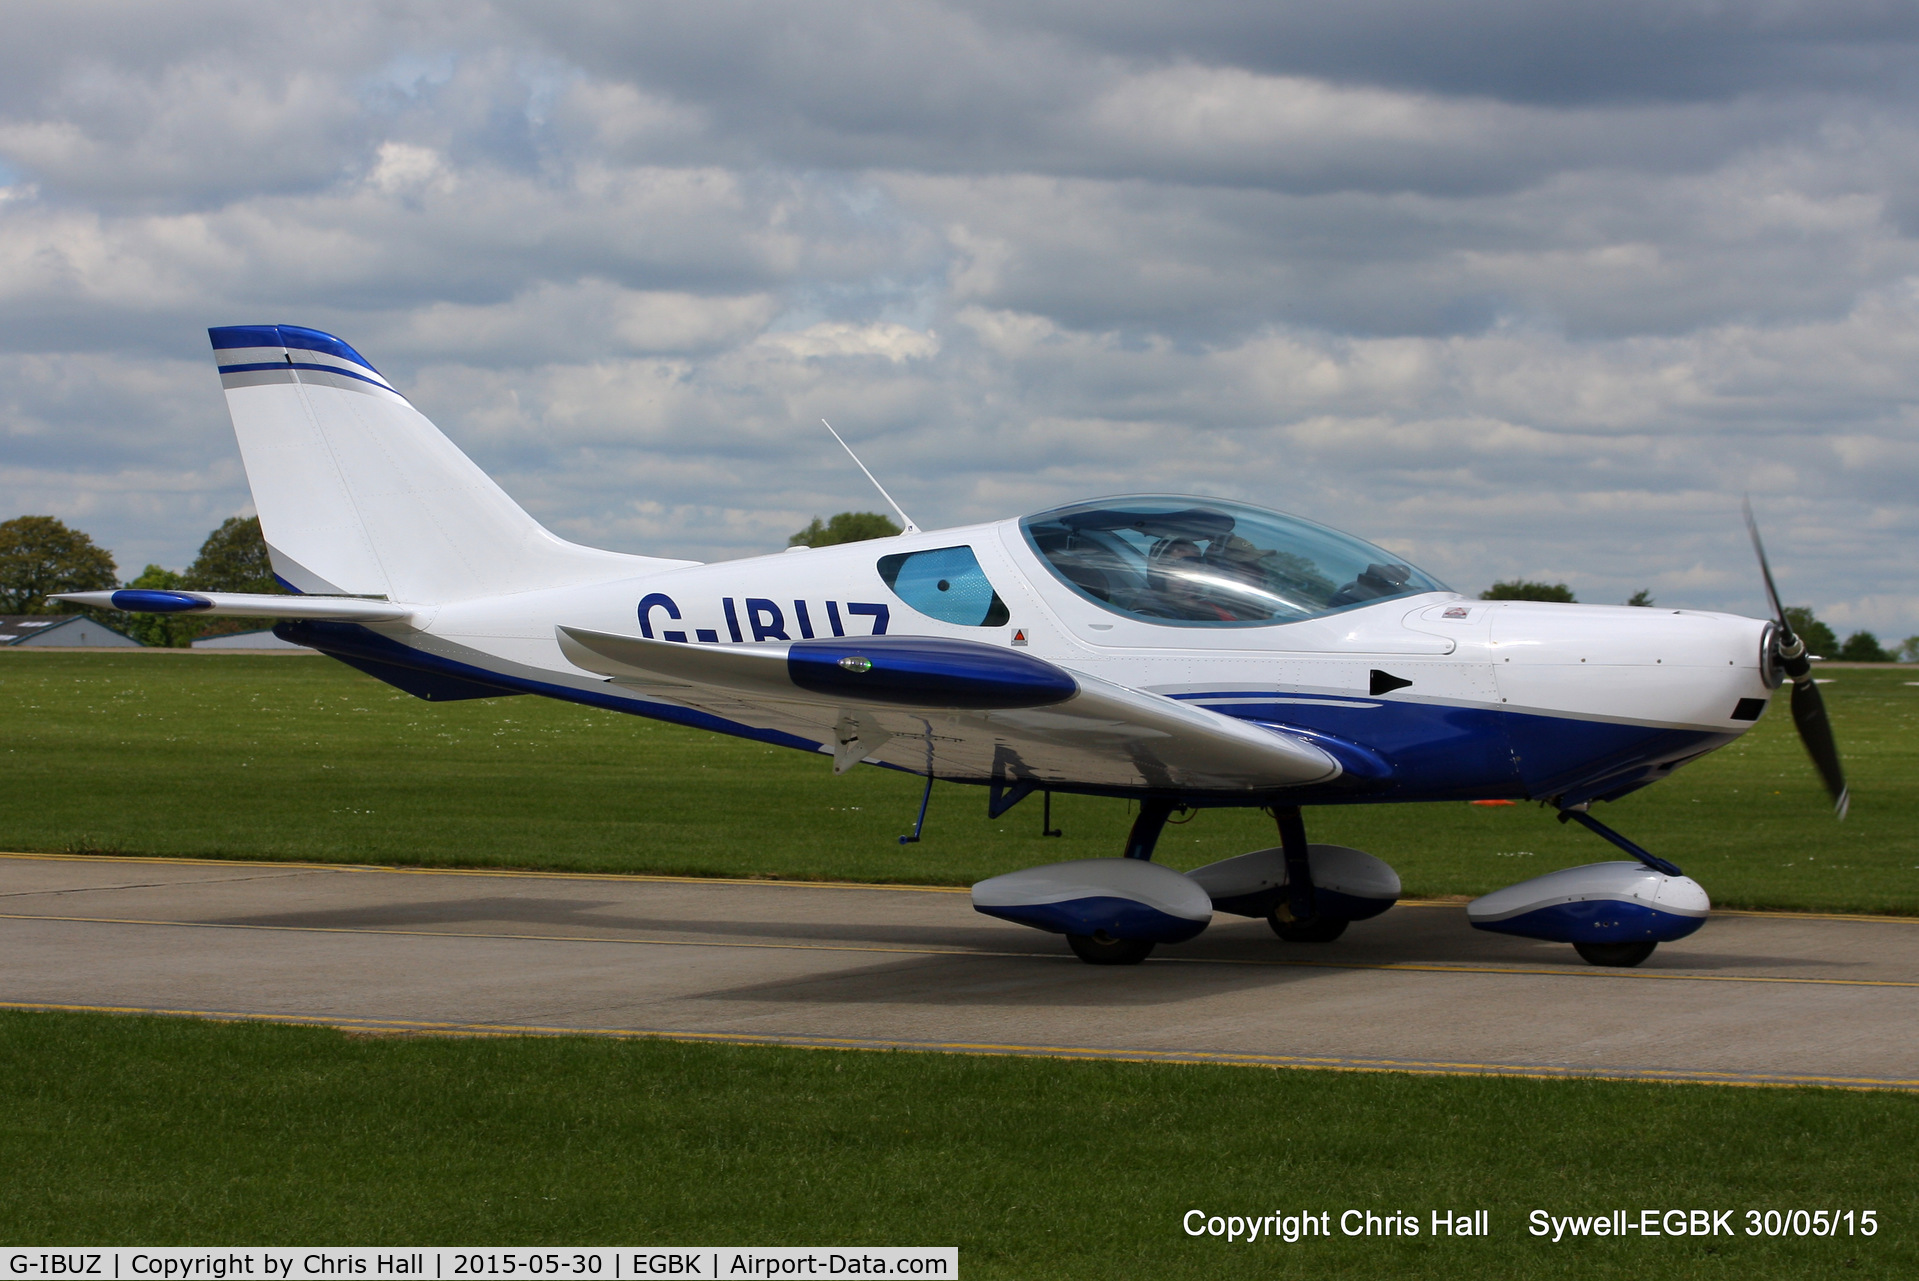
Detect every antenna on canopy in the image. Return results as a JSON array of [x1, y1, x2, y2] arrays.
[[821, 419, 919, 535]]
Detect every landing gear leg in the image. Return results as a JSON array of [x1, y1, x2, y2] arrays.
[[1267, 805, 1348, 943], [1557, 804, 1684, 876], [1122, 798, 1176, 860], [1063, 797, 1179, 963]]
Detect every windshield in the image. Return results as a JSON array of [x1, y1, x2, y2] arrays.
[[1020, 496, 1448, 627]]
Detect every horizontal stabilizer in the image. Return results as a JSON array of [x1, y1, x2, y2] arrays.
[[52, 590, 411, 622]]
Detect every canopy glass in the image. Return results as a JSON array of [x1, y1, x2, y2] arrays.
[[1020, 496, 1448, 627]]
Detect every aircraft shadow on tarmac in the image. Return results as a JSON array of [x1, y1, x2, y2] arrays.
[[206, 895, 1054, 950], [200, 895, 1852, 979], [202, 893, 1458, 960]]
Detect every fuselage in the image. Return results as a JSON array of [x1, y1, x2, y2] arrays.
[[305, 504, 1776, 810]]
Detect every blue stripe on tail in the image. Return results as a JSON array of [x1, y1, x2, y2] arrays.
[[208, 324, 383, 375]]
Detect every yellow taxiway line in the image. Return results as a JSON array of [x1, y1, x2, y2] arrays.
[[3, 998, 1914, 1092]]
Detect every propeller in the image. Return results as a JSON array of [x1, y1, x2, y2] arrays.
[[1743, 499, 1849, 819]]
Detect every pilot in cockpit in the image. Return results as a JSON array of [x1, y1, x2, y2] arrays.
[[1144, 538, 1244, 622]]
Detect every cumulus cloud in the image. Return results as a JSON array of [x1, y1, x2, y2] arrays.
[[0, 1, 1915, 635]]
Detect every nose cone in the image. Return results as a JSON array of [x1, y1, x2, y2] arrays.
[[1488, 602, 1773, 729]]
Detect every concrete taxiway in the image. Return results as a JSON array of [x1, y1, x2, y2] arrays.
[[2, 851, 1914, 1090]]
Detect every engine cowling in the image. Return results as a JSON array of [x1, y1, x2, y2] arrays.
[[1186, 844, 1400, 921], [972, 858, 1213, 943], [1467, 861, 1708, 944]]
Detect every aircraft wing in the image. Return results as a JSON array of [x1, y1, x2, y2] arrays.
[[556, 626, 1342, 793]]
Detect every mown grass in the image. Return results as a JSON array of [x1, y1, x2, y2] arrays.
[[0, 653, 1915, 911], [0, 1010, 1911, 1279]]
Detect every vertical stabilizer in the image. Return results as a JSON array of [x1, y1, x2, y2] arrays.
[[210, 325, 691, 602]]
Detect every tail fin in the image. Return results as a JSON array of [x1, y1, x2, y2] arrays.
[[210, 324, 692, 603]]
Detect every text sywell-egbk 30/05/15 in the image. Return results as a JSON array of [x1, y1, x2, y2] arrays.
[[1532, 1210, 1877, 1241]]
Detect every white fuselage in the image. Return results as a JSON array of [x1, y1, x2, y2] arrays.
[[391, 517, 1772, 805]]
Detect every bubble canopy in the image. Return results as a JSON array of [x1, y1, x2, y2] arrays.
[[1019, 497, 1449, 627]]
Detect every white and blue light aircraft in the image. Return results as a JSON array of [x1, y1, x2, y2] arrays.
[[59, 324, 1848, 969]]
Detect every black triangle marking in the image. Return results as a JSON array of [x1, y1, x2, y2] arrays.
[[1370, 669, 1413, 696]]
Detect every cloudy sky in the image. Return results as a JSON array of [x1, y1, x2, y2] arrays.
[[3, 1, 1917, 637]]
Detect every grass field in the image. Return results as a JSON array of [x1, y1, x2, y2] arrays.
[[2, 651, 1914, 911], [0, 1009, 1912, 1278]]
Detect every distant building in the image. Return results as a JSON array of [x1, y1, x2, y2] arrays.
[[0, 614, 141, 647], [191, 628, 313, 651]]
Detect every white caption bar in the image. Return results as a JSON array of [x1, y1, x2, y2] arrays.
[[3, 1251, 957, 1280]]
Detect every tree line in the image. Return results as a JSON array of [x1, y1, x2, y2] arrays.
[[1480, 579, 1917, 662], [0, 514, 283, 646]]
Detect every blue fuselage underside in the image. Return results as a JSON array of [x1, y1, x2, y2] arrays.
[[1182, 694, 1732, 806]]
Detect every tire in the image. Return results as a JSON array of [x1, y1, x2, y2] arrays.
[[1267, 911, 1349, 943], [1573, 940, 1657, 968], [1066, 931, 1156, 965]]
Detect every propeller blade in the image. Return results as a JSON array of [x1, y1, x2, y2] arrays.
[[1744, 499, 1847, 819], [1743, 497, 1796, 649], [1790, 679, 1850, 820]]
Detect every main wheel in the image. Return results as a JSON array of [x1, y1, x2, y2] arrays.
[[1573, 940, 1657, 968], [1066, 931, 1156, 965], [1267, 910, 1348, 943]]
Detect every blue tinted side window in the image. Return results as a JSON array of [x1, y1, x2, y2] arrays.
[[877, 546, 1011, 627]]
